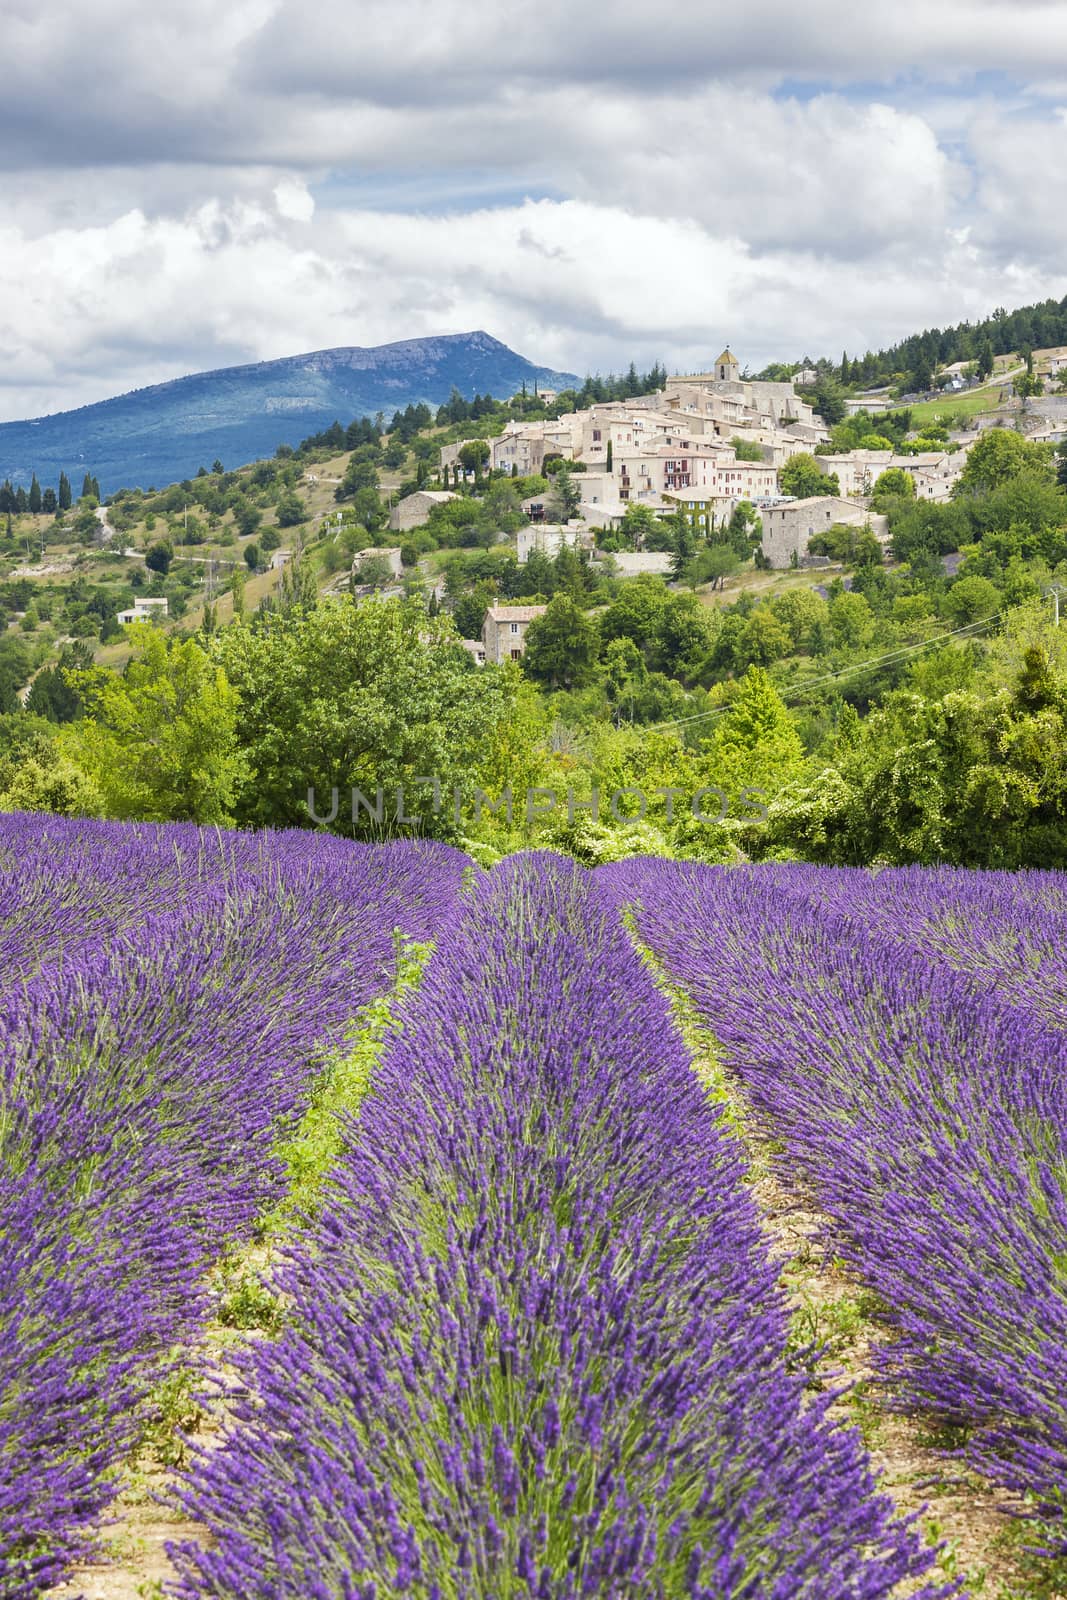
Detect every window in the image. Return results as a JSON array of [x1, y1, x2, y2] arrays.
[[510, 622, 519, 634]]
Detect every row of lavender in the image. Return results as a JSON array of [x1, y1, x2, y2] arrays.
[[599, 857, 1067, 1551], [0, 815, 466, 1599], [171, 853, 945, 1599]]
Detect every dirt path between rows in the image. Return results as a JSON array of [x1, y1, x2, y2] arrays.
[[688, 1044, 1065, 1600], [49, 1247, 276, 1600]]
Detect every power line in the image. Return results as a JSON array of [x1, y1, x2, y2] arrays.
[[646, 613, 1001, 736]]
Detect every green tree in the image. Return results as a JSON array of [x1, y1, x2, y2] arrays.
[[709, 666, 806, 797], [62, 625, 243, 822], [244, 542, 261, 572], [58, 471, 72, 511], [725, 500, 760, 556], [214, 597, 522, 836], [956, 428, 1047, 494], [522, 594, 597, 690], [275, 491, 306, 527], [730, 437, 765, 462], [0, 750, 102, 817], [829, 590, 875, 649], [351, 487, 386, 533], [618, 502, 659, 550], [944, 574, 1001, 625], [811, 374, 847, 426], [452, 581, 494, 640], [738, 608, 793, 666], [687, 544, 740, 591], [871, 467, 915, 508], [779, 454, 841, 499], [909, 354, 934, 393], [28, 474, 42, 514], [352, 552, 396, 589], [235, 503, 262, 539], [145, 540, 173, 574], [553, 463, 582, 523]]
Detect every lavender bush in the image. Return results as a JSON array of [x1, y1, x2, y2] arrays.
[[172, 852, 943, 1599], [0, 815, 465, 1598], [600, 857, 1067, 1550]]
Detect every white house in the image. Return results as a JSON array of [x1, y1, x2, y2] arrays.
[[517, 523, 592, 563], [117, 596, 169, 625], [596, 551, 675, 577]]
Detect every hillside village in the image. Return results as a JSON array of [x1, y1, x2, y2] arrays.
[[380, 345, 1065, 660], [0, 327, 1066, 751]]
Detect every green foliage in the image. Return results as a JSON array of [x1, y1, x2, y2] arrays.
[[944, 575, 1001, 625], [956, 429, 1051, 495], [729, 436, 765, 462], [708, 667, 807, 799], [275, 490, 306, 527], [145, 539, 173, 574], [779, 454, 841, 499], [0, 750, 102, 818], [871, 467, 914, 508], [270, 932, 432, 1226], [140, 1370, 205, 1470], [352, 552, 397, 590], [218, 1272, 284, 1335], [214, 596, 523, 837], [62, 624, 244, 823], [523, 595, 598, 690], [552, 462, 582, 523]]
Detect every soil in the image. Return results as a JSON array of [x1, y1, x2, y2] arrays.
[[48, 1248, 276, 1600], [690, 1047, 1067, 1600]]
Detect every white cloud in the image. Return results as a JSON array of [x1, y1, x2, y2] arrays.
[[0, 1, 1065, 418], [0, 191, 1063, 422], [273, 178, 315, 223]]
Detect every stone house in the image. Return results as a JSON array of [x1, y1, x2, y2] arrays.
[[389, 490, 457, 532], [482, 604, 548, 664], [760, 497, 881, 568], [353, 546, 404, 580]]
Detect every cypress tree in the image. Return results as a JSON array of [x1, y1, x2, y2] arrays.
[[28, 474, 41, 514], [58, 471, 72, 510]]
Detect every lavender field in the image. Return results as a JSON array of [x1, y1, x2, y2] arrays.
[[2, 820, 1065, 1598]]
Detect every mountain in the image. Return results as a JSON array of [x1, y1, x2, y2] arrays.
[[0, 332, 579, 493]]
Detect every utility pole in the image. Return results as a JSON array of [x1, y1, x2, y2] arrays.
[[1045, 583, 1065, 628]]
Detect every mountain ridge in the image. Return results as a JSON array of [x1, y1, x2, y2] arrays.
[[0, 331, 578, 492]]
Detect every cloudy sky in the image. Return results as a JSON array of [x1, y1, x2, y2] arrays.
[[3, 0, 1067, 418]]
